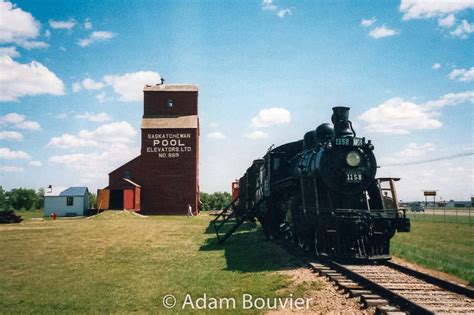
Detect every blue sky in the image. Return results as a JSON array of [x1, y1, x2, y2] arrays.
[[0, 0, 473, 201]]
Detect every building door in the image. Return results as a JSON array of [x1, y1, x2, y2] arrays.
[[110, 190, 124, 209], [123, 189, 134, 210]]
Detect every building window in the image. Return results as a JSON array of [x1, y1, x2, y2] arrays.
[[67, 197, 74, 206]]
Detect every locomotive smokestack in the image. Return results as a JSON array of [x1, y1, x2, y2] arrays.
[[331, 106, 355, 137]]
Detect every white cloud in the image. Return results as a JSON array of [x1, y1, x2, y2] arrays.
[[369, 25, 399, 38], [423, 90, 474, 109], [104, 71, 161, 102], [0, 166, 24, 173], [96, 91, 112, 103], [206, 132, 226, 140], [438, 14, 456, 28], [84, 19, 92, 30], [78, 31, 115, 47], [0, 131, 23, 141], [261, 0, 291, 18], [244, 130, 269, 140], [29, 160, 42, 167], [0, 112, 24, 124], [277, 8, 291, 18], [72, 78, 104, 92], [48, 133, 98, 149], [380, 142, 436, 167], [49, 143, 139, 184], [48, 121, 136, 149], [0, 147, 30, 159], [399, 142, 436, 158], [48, 19, 76, 30], [251, 107, 291, 128], [16, 120, 41, 131], [55, 112, 68, 119], [44, 29, 50, 38], [359, 91, 474, 134], [72, 82, 81, 92], [400, 0, 474, 20], [361, 17, 376, 27], [261, 0, 277, 11], [82, 78, 104, 90], [450, 20, 474, 39], [378, 152, 473, 201], [16, 40, 48, 50], [209, 122, 219, 128], [75, 112, 112, 122], [0, 55, 64, 101], [83, 78, 104, 90], [0, 1, 40, 46], [0, 112, 41, 131], [0, 46, 20, 57], [448, 67, 474, 82], [432, 63, 441, 70]]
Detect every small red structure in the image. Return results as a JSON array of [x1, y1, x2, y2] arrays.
[[231, 181, 239, 202]]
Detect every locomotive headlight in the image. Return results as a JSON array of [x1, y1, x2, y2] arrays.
[[346, 151, 361, 167]]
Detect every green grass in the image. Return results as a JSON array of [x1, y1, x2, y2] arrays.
[[0, 212, 320, 314], [406, 211, 473, 225], [392, 220, 474, 285], [13, 209, 45, 220]]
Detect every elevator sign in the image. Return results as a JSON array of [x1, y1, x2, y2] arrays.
[[145, 132, 193, 158]]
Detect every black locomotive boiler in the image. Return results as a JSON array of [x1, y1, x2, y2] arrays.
[[223, 107, 410, 260]]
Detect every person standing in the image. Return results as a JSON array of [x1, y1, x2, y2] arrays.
[[187, 204, 194, 217]]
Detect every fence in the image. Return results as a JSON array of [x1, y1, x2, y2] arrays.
[[406, 207, 473, 225]]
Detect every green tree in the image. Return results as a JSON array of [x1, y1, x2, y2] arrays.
[[0, 186, 5, 210], [88, 192, 96, 208], [199, 192, 232, 210], [6, 188, 37, 210], [35, 187, 45, 210], [199, 192, 210, 211]]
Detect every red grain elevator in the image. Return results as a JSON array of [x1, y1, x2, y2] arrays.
[[102, 84, 199, 215]]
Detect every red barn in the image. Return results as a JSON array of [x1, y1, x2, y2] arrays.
[[98, 84, 199, 215]]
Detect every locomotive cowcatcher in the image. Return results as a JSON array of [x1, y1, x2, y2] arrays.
[[212, 107, 410, 260]]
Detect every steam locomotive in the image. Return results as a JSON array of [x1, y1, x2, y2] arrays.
[[233, 107, 410, 259]]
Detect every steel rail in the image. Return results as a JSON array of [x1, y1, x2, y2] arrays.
[[383, 260, 474, 299], [327, 260, 434, 315]]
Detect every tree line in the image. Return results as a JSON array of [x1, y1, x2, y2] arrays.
[[0, 187, 45, 211], [0, 186, 229, 211], [199, 192, 232, 211], [0, 186, 96, 211]]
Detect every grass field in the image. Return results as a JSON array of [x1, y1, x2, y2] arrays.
[[391, 220, 474, 285], [0, 211, 318, 314]]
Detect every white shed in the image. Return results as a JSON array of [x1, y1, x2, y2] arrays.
[[44, 187, 90, 217]]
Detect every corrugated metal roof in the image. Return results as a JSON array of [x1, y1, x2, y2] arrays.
[[60, 187, 88, 196], [143, 84, 198, 92], [141, 115, 198, 129]]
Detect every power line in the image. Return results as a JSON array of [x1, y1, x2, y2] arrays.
[[380, 151, 474, 167]]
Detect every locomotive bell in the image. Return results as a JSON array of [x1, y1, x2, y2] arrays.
[[331, 106, 354, 137]]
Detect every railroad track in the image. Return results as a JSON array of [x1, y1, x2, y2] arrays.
[[309, 260, 474, 314]]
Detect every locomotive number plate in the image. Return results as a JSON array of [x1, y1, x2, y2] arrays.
[[346, 171, 363, 183], [335, 137, 364, 147]]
